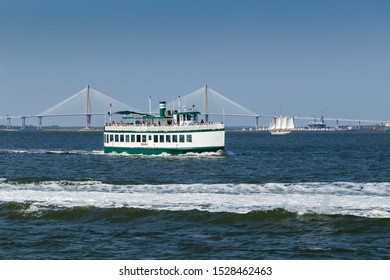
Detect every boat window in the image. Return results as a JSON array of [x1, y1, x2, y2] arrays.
[[159, 135, 164, 143], [131, 135, 135, 142], [186, 135, 192, 142], [166, 135, 171, 143], [149, 135, 152, 141], [136, 135, 141, 142], [142, 135, 147, 142], [172, 135, 178, 143], [120, 134, 124, 142], [125, 135, 130, 142], [154, 135, 158, 143], [115, 134, 119, 142], [110, 134, 114, 142], [179, 135, 185, 143]]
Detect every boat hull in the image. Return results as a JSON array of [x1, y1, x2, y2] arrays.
[[104, 146, 224, 155]]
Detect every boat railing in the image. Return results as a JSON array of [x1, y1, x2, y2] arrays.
[[105, 121, 224, 131]]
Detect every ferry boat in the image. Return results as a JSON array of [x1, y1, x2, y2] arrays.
[[104, 101, 225, 155]]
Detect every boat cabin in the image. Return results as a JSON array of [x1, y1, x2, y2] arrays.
[[113, 101, 201, 127]]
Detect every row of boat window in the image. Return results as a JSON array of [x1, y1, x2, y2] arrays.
[[105, 134, 193, 143]]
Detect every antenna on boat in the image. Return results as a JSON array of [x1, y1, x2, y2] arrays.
[[108, 102, 112, 124], [178, 96, 181, 112], [148, 96, 152, 115]]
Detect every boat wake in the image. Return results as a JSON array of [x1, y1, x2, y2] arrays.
[[0, 149, 103, 156], [1, 179, 389, 218], [104, 150, 224, 158], [0, 148, 224, 158]]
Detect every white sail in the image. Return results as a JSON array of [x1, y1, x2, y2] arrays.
[[286, 117, 295, 129], [280, 116, 287, 129], [275, 117, 282, 129], [269, 117, 277, 130]]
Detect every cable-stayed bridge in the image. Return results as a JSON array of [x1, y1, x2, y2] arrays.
[[164, 85, 260, 125], [0, 86, 137, 129], [36, 86, 138, 129], [0, 85, 260, 130], [0, 85, 388, 129]]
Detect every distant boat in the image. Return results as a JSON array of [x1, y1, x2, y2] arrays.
[[268, 116, 294, 135], [307, 115, 326, 129]]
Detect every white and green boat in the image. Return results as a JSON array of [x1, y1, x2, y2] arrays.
[[104, 101, 225, 155]]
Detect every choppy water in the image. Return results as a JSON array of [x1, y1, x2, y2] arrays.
[[1, 130, 390, 259]]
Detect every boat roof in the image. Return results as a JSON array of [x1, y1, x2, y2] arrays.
[[114, 110, 149, 116], [174, 111, 201, 115], [114, 110, 201, 117]]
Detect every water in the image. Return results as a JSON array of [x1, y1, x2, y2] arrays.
[[1, 130, 390, 259]]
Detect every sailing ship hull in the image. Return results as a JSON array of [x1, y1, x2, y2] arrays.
[[270, 130, 292, 135], [104, 124, 225, 155]]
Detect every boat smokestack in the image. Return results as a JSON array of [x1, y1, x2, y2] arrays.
[[159, 101, 166, 118]]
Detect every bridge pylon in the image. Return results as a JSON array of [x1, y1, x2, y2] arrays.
[[85, 85, 92, 129], [36, 86, 137, 128]]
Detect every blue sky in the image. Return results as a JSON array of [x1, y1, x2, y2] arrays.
[[1, 0, 390, 126]]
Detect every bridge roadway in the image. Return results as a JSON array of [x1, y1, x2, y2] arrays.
[[2, 112, 388, 130], [206, 113, 389, 124], [0, 113, 107, 129]]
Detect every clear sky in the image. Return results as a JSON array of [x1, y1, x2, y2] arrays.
[[1, 0, 390, 126]]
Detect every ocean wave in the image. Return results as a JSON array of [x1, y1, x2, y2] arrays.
[[0, 180, 390, 218], [0, 203, 297, 221]]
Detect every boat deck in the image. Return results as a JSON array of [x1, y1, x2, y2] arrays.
[[105, 122, 224, 132]]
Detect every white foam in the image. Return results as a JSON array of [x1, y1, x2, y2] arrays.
[[1, 181, 390, 218], [105, 150, 223, 158], [1, 148, 223, 158]]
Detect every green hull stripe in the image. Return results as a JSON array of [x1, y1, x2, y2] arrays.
[[104, 146, 224, 155]]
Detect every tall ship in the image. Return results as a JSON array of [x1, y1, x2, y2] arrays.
[[268, 116, 295, 135], [104, 101, 225, 155]]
